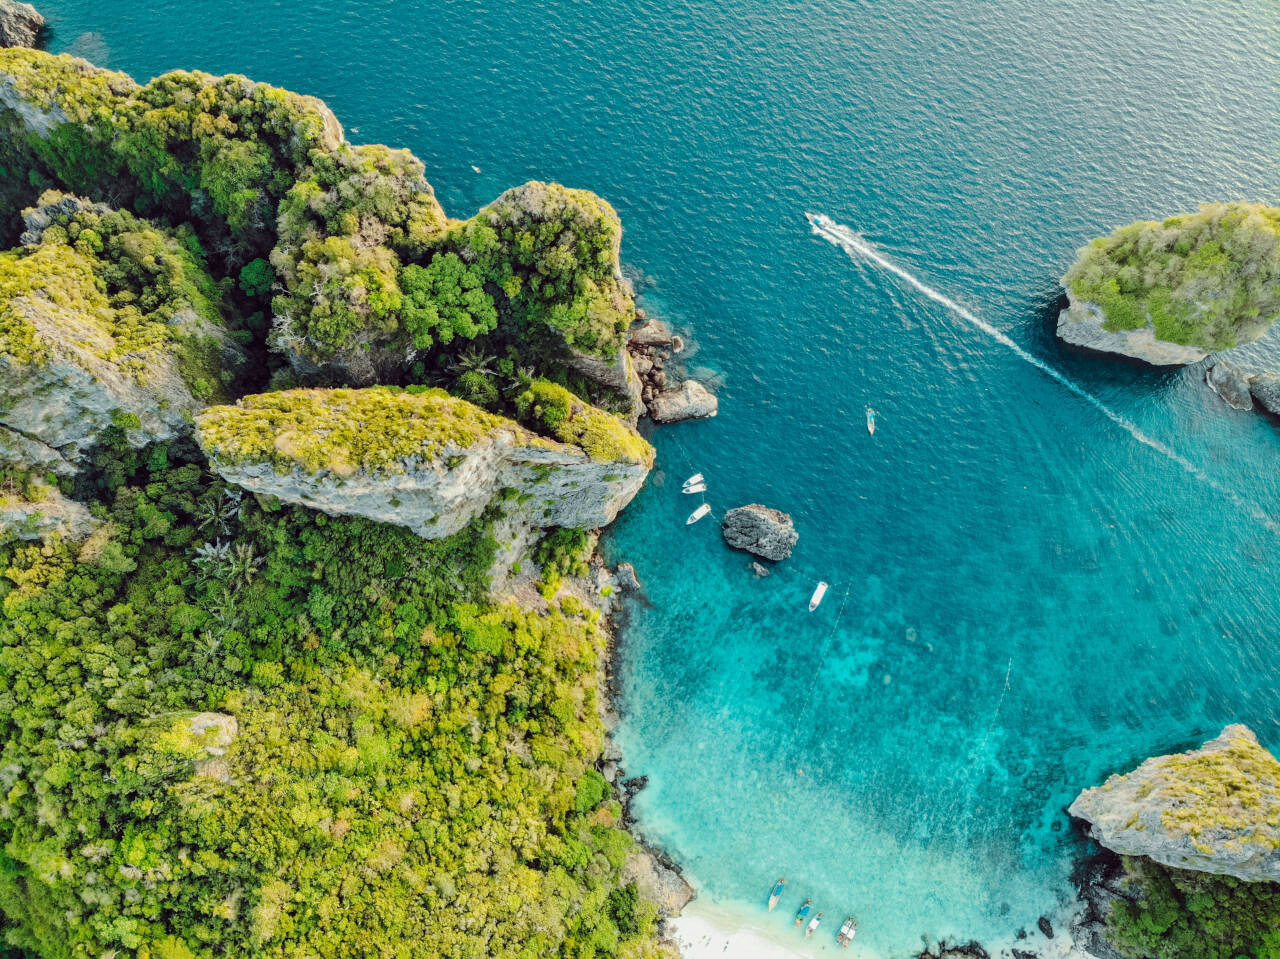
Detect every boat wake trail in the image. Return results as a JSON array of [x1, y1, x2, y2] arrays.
[[809, 215, 1280, 534]]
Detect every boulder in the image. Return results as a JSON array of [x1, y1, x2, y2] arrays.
[[197, 387, 651, 540], [1069, 725, 1280, 881], [613, 562, 642, 592], [0, 1, 43, 48], [647, 379, 718, 423], [1056, 294, 1208, 366], [1250, 373, 1280, 416], [629, 319, 672, 348], [1206, 362, 1253, 411], [722, 504, 798, 561]]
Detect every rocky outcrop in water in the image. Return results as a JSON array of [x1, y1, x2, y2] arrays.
[[626, 314, 720, 423], [1206, 361, 1253, 411], [647, 379, 718, 424], [722, 504, 797, 561], [1069, 725, 1280, 881], [1056, 294, 1209, 366], [1250, 373, 1280, 416], [0, 1, 43, 49], [197, 387, 651, 540]]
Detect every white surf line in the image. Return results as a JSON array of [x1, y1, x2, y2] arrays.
[[809, 215, 1280, 535]]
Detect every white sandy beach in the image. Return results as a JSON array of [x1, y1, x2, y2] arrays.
[[667, 896, 1098, 959]]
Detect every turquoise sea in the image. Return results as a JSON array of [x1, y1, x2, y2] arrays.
[[37, 1, 1280, 954]]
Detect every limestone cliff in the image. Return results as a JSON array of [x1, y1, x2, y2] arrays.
[[1057, 293, 1210, 366], [196, 387, 651, 539], [0, 193, 244, 465], [1069, 725, 1280, 881]]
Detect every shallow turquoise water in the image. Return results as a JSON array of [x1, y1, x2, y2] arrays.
[[36, 1, 1280, 953]]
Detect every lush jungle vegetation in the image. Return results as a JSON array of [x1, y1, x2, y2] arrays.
[[1065, 202, 1280, 351], [1105, 857, 1280, 959], [0, 47, 665, 958], [0, 435, 665, 958], [0, 48, 635, 383]]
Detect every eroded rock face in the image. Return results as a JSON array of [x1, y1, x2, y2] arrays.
[[565, 343, 644, 424], [1057, 295, 1209, 366], [0, 488, 95, 542], [0, 1, 44, 49], [647, 379, 718, 423], [1069, 725, 1280, 881], [620, 847, 694, 919], [722, 504, 798, 561], [1206, 362, 1253, 411], [197, 388, 650, 540], [1249, 373, 1280, 416]]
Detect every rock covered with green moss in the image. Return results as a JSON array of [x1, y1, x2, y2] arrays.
[[197, 386, 651, 539], [0, 191, 243, 465], [1059, 203, 1280, 365], [1070, 725, 1280, 881]]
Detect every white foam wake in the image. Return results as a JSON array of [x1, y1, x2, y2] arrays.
[[809, 215, 1280, 534]]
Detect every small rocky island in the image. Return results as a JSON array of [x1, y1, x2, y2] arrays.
[[1068, 725, 1280, 959], [1058, 202, 1280, 366], [721, 504, 798, 561]]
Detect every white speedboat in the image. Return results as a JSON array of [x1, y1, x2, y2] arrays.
[[866, 406, 876, 435], [682, 482, 707, 494], [804, 211, 834, 230], [686, 503, 712, 525], [682, 472, 705, 488], [809, 581, 828, 611]]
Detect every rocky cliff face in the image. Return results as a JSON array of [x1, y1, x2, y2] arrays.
[[0, 1, 43, 49], [196, 387, 650, 540], [1069, 725, 1280, 881], [0, 194, 244, 466], [1056, 294, 1210, 366]]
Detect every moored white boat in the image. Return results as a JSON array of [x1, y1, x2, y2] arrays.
[[682, 472, 705, 488], [767, 877, 785, 911], [686, 503, 712, 525], [682, 482, 707, 494], [809, 581, 828, 611]]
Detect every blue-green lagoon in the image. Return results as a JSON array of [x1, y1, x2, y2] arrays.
[[36, 0, 1280, 953]]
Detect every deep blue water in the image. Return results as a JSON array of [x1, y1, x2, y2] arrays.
[[36, 1, 1280, 954]]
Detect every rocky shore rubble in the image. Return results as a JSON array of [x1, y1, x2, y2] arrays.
[[627, 314, 718, 423]]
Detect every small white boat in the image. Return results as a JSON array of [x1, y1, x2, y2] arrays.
[[809, 581, 829, 611], [682, 472, 705, 488], [682, 482, 707, 494], [471, 164, 482, 173], [866, 406, 877, 435], [686, 503, 712, 525]]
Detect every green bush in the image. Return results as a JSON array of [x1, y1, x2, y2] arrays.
[[1105, 857, 1280, 959]]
